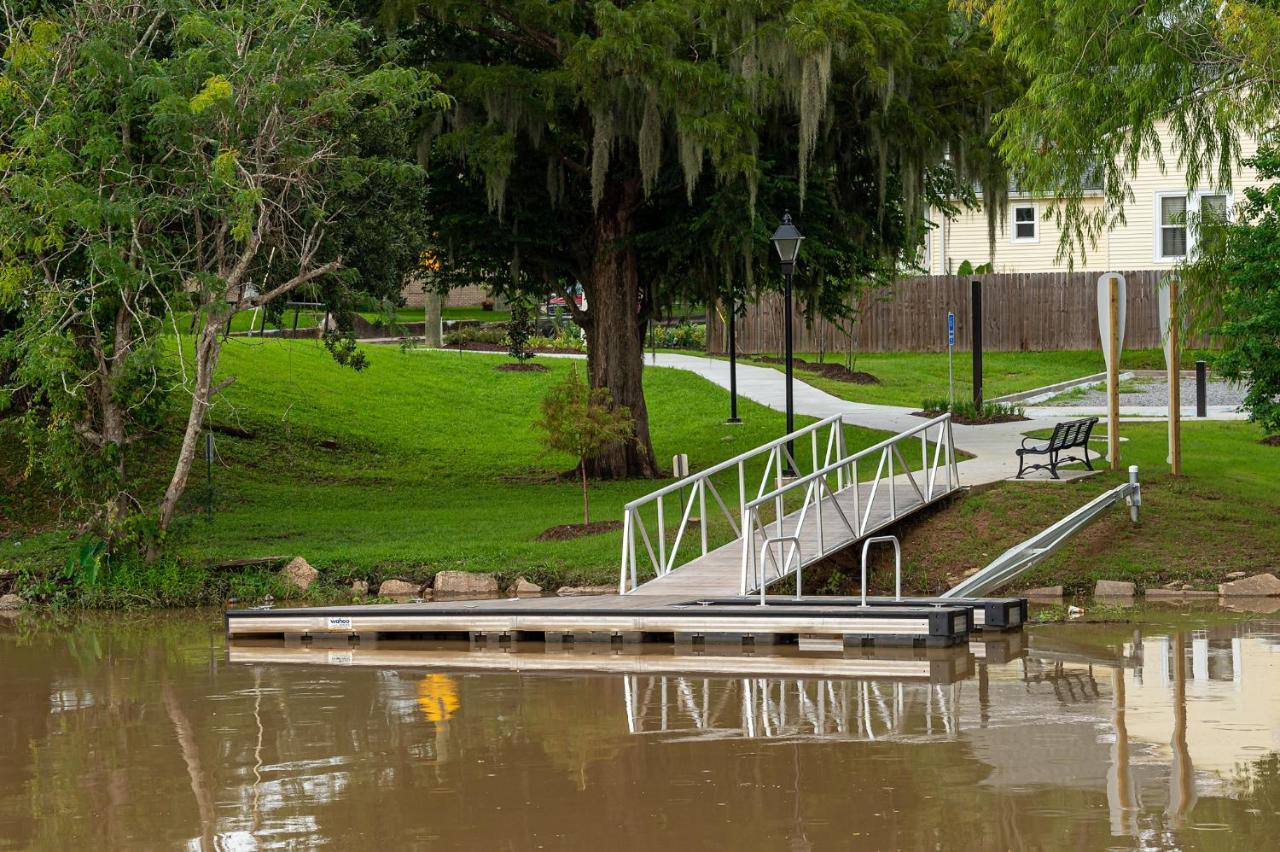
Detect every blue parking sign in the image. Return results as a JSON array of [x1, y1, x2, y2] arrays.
[[947, 311, 955, 346]]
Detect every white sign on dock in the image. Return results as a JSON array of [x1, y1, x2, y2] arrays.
[[326, 615, 354, 631]]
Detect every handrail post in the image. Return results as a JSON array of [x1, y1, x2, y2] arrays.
[[656, 495, 666, 574], [619, 510, 631, 594], [699, 479, 708, 555], [888, 448, 896, 519]]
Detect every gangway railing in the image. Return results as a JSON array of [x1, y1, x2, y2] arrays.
[[740, 414, 957, 595], [943, 465, 1142, 598], [618, 415, 849, 593]]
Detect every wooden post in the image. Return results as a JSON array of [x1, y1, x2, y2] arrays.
[[1108, 275, 1121, 471], [1168, 277, 1182, 474]]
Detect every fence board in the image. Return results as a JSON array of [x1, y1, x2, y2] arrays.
[[709, 270, 1206, 354]]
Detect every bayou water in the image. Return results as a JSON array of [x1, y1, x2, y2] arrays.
[[2, 607, 1278, 849]]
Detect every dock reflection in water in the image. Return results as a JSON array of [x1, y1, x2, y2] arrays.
[[3, 612, 1280, 849]]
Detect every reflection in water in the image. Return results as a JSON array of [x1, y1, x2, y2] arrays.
[[2, 613, 1280, 849]]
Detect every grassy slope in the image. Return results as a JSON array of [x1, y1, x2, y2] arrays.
[[736, 349, 1214, 407], [1, 341, 902, 591], [851, 419, 1280, 597]]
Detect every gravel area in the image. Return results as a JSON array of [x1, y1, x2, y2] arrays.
[[1044, 377, 1246, 408]]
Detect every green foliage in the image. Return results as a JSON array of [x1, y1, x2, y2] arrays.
[[534, 366, 635, 524], [0, 0, 442, 542], [956, 260, 994, 276], [506, 298, 537, 362], [650, 322, 707, 351], [1184, 147, 1280, 433], [919, 397, 1024, 420], [983, 0, 1279, 262], [444, 325, 507, 346]]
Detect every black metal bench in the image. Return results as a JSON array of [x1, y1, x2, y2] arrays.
[[1016, 417, 1098, 479]]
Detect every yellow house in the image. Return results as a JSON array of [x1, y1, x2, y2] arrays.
[[921, 123, 1266, 274]]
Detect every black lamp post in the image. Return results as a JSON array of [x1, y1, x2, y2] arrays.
[[726, 288, 741, 424], [771, 211, 804, 476]]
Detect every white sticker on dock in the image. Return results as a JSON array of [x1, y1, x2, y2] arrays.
[[327, 651, 354, 666], [326, 616, 354, 631]]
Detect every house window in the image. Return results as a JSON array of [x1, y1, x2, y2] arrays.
[[1157, 192, 1230, 260], [1200, 193, 1227, 221], [919, 229, 932, 272], [1159, 195, 1188, 258], [1011, 204, 1037, 243]]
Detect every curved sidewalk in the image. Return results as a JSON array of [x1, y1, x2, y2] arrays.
[[643, 353, 1042, 487]]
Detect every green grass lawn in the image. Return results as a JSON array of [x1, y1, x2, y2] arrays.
[[735, 348, 1214, 408], [442, 306, 510, 322], [2, 341, 919, 598], [866, 418, 1280, 597]]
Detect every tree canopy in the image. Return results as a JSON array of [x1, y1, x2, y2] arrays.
[[388, 0, 1014, 477], [978, 0, 1280, 261], [0, 0, 442, 543]]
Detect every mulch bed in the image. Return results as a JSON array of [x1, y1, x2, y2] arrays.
[[1263, 435, 1280, 446], [751, 356, 880, 385], [536, 520, 624, 541], [913, 408, 1030, 425], [445, 342, 583, 355], [496, 363, 549, 373]]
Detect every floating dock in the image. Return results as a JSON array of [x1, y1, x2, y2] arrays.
[[225, 593, 1025, 649], [226, 638, 987, 683]]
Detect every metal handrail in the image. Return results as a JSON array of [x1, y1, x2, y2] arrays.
[[943, 465, 1141, 598], [739, 415, 956, 595], [745, 414, 952, 510], [622, 414, 843, 509], [758, 535, 803, 605], [860, 536, 902, 606], [619, 414, 848, 593]]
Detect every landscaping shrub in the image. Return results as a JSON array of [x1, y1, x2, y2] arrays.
[[919, 397, 1026, 422], [650, 322, 706, 350], [444, 325, 508, 346]]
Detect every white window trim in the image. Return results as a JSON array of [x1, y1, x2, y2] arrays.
[[1010, 203, 1039, 244], [1153, 189, 1232, 262]]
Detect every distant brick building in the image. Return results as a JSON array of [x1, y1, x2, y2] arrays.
[[401, 279, 492, 309]]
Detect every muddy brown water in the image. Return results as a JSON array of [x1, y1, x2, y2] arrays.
[[2, 607, 1279, 850]]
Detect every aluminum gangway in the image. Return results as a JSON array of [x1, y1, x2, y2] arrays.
[[620, 414, 960, 597]]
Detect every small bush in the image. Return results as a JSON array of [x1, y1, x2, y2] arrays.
[[920, 397, 1025, 420], [650, 322, 706, 350], [444, 325, 508, 346]]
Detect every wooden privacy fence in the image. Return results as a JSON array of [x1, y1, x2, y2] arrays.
[[708, 270, 1206, 354]]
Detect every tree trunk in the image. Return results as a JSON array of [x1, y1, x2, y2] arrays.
[[582, 178, 659, 479], [157, 319, 225, 532]]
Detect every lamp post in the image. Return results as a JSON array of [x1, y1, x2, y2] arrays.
[[771, 211, 804, 476], [726, 289, 741, 424]]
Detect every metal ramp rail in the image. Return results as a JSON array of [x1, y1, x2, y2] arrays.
[[943, 465, 1142, 598], [618, 414, 958, 595]]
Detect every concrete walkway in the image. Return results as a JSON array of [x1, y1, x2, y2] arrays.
[[640, 353, 1032, 486], [408, 346, 1225, 486]]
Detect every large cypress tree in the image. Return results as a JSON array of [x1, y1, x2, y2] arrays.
[[386, 0, 1011, 478]]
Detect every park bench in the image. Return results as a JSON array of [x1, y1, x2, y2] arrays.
[[1015, 417, 1099, 479]]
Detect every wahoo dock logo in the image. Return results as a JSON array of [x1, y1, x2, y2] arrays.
[[326, 616, 354, 630]]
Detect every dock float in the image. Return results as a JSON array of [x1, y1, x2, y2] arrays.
[[226, 640, 981, 683], [690, 596, 1027, 631], [224, 593, 1024, 648]]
